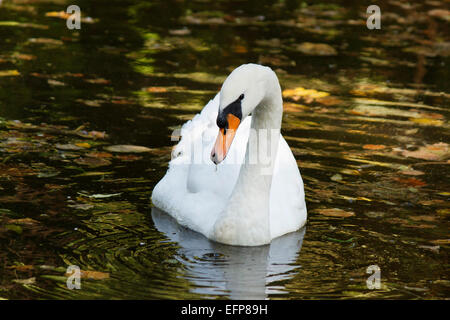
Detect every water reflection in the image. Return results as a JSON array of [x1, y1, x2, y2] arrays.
[[151, 208, 306, 299]]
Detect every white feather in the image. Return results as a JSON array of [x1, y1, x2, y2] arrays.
[[152, 64, 307, 245]]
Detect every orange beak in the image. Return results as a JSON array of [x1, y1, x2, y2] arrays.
[[211, 114, 241, 164]]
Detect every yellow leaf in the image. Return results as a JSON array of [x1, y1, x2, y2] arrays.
[[282, 87, 329, 102], [410, 118, 443, 126], [75, 142, 91, 149], [0, 70, 20, 77]]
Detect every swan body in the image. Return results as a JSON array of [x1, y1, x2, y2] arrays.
[[152, 64, 307, 246]]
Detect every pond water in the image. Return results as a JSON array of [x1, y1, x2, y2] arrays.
[[0, 0, 449, 299]]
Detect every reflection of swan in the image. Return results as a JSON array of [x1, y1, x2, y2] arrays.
[[152, 64, 307, 246], [151, 207, 306, 299]]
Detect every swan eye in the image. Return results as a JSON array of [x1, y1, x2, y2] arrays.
[[239, 94, 244, 100]]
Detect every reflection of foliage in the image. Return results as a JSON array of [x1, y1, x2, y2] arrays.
[[0, 0, 449, 300]]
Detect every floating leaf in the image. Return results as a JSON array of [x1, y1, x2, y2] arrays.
[[364, 211, 386, 218], [410, 215, 436, 222], [0, 70, 20, 77], [330, 173, 343, 181], [86, 152, 113, 158], [13, 277, 36, 285], [45, 11, 97, 23], [78, 270, 110, 280], [436, 208, 450, 216], [430, 239, 450, 245], [363, 144, 386, 150], [56, 144, 82, 151], [409, 118, 443, 126], [74, 157, 111, 168], [12, 53, 36, 61], [85, 78, 110, 85], [76, 99, 103, 107], [145, 87, 168, 93], [399, 142, 449, 161], [78, 192, 122, 199], [394, 177, 427, 187], [47, 79, 66, 86], [115, 154, 143, 161], [8, 265, 34, 271], [399, 169, 424, 176], [104, 145, 153, 153], [428, 9, 450, 21], [316, 208, 355, 217], [283, 102, 308, 113], [294, 42, 337, 56], [169, 28, 191, 36], [75, 142, 91, 149], [68, 203, 94, 210], [28, 38, 63, 45], [282, 87, 329, 103]]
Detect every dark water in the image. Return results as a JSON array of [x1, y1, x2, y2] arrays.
[[0, 0, 449, 299]]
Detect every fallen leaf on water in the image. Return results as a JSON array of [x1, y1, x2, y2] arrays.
[[5, 224, 22, 234], [364, 211, 386, 218], [232, 44, 248, 54], [330, 173, 343, 182], [418, 245, 439, 253], [74, 157, 111, 168], [363, 144, 386, 150], [394, 177, 427, 187], [87, 131, 106, 139], [28, 38, 63, 45], [12, 53, 36, 61], [283, 102, 308, 113], [55, 143, 82, 151], [78, 192, 122, 199], [316, 96, 343, 106], [47, 79, 66, 86], [8, 265, 34, 271], [145, 87, 168, 93], [399, 142, 449, 161], [282, 87, 329, 103], [409, 118, 443, 126], [419, 199, 444, 206], [45, 11, 97, 23], [430, 239, 450, 245], [0, 21, 48, 29], [64, 270, 109, 280], [428, 9, 450, 21], [316, 208, 355, 218], [45, 11, 71, 19], [0, 70, 20, 77], [85, 78, 110, 85], [436, 208, 450, 216], [75, 142, 91, 149], [104, 145, 153, 153], [86, 152, 113, 158], [68, 203, 94, 210], [169, 28, 191, 36], [76, 99, 103, 107], [10, 218, 40, 226], [399, 169, 424, 176], [115, 154, 143, 161], [80, 270, 109, 280], [294, 42, 337, 56], [409, 215, 436, 222], [13, 277, 36, 285]]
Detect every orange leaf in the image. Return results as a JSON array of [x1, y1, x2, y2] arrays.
[[363, 144, 386, 150], [394, 177, 427, 187]]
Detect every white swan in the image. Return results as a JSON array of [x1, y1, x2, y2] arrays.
[[151, 64, 307, 246]]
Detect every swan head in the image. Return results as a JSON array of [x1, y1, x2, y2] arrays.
[[211, 64, 275, 164]]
